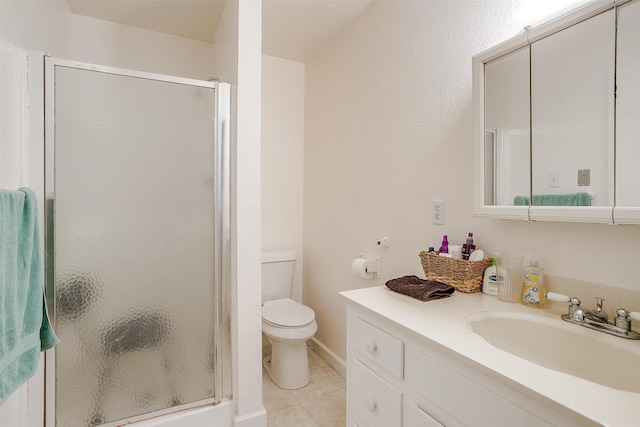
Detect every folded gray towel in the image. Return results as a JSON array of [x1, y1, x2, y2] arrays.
[[385, 275, 455, 301]]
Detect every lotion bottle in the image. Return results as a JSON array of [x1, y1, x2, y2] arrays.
[[520, 253, 547, 308], [482, 258, 498, 295]]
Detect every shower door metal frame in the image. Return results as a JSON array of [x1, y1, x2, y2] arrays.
[[43, 56, 231, 427]]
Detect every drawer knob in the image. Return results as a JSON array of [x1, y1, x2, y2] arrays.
[[365, 341, 377, 354], [366, 398, 377, 412]]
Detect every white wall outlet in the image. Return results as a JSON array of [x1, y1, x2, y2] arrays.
[[549, 173, 560, 188], [432, 200, 445, 225]]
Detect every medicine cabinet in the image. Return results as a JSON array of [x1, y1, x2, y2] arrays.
[[473, 0, 640, 224]]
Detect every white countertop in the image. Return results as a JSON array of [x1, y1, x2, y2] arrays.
[[340, 286, 640, 427]]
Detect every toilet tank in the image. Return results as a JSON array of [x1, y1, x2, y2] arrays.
[[262, 250, 296, 304]]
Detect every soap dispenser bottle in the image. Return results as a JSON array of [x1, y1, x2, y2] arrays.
[[520, 251, 547, 308]]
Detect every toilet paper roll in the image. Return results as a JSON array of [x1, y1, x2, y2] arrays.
[[352, 258, 375, 279]]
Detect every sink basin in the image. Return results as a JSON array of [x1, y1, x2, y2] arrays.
[[466, 311, 640, 393]]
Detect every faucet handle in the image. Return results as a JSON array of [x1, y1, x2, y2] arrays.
[[546, 292, 581, 306], [621, 310, 640, 321], [614, 309, 640, 330], [546, 292, 570, 302], [546, 292, 582, 317], [615, 309, 636, 331]]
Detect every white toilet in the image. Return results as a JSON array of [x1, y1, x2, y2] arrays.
[[262, 250, 317, 390]]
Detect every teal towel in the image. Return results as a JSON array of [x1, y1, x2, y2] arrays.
[[513, 193, 591, 207], [514, 195, 529, 206], [0, 188, 59, 406]]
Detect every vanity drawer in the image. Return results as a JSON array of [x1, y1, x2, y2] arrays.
[[405, 404, 444, 427], [350, 359, 402, 427], [353, 316, 404, 379]]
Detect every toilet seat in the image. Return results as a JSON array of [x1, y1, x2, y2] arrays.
[[262, 298, 315, 328]]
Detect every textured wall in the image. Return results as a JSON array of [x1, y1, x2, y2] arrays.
[[261, 55, 305, 302], [303, 0, 640, 363]]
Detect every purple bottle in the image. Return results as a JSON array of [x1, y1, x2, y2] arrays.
[[438, 235, 449, 253]]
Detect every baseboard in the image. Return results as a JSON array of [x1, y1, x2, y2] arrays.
[[233, 407, 267, 427], [308, 337, 346, 378]]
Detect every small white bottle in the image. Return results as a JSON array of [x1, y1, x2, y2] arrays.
[[482, 259, 498, 295]]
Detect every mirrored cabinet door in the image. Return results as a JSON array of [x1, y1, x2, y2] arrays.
[[484, 47, 531, 207], [530, 9, 615, 209], [615, 0, 640, 221]]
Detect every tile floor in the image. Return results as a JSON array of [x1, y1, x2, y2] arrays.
[[262, 344, 346, 427]]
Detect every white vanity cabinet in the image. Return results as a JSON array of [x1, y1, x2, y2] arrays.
[[345, 302, 584, 427]]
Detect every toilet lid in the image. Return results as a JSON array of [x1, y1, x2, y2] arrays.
[[262, 298, 315, 328]]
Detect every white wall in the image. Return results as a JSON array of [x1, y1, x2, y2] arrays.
[[261, 55, 305, 302], [1, 1, 265, 426], [303, 0, 640, 363], [1, 1, 215, 78], [217, 0, 266, 425]]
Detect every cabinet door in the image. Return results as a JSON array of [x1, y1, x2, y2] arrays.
[[407, 349, 556, 427], [484, 47, 531, 207], [405, 404, 444, 427], [614, 0, 640, 222], [531, 10, 615, 210]]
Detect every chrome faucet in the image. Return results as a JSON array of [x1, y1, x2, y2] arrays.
[[546, 293, 640, 340], [584, 297, 608, 323]]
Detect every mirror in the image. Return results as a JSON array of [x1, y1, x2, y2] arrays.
[[484, 47, 530, 207], [475, 0, 640, 224], [616, 0, 640, 208], [531, 9, 614, 208]]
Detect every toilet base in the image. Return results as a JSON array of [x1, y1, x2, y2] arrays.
[[263, 339, 310, 390]]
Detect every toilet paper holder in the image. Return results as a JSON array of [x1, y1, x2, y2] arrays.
[[353, 254, 381, 279], [366, 257, 380, 275]]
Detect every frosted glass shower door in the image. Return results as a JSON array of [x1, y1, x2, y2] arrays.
[[45, 59, 227, 426]]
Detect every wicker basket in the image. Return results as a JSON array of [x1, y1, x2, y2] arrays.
[[419, 251, 492, 293]]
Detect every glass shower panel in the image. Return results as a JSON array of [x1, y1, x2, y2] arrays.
[[52, 65, 217, 426]]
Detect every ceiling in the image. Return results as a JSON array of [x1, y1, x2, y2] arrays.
[[66, 0, 373, 62]]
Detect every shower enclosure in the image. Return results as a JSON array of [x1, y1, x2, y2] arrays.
[[44, 57, 231, 426]]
